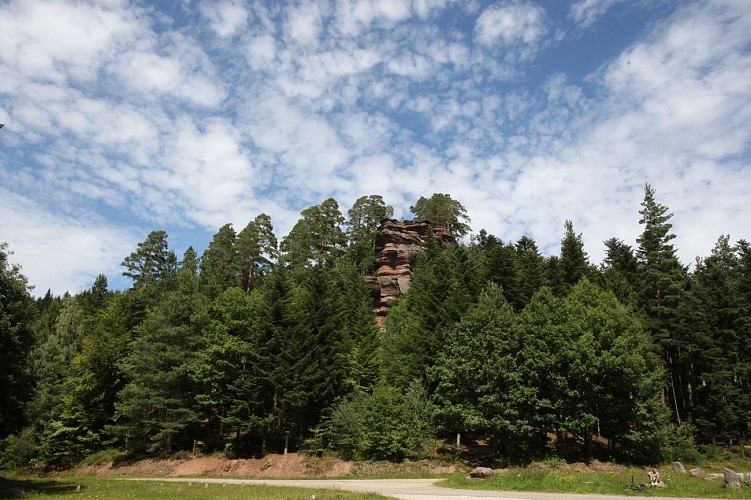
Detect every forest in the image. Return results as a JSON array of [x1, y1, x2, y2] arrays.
[[0, 184, 749, 470]]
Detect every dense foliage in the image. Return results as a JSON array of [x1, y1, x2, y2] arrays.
[[1, 185, 750, 469]]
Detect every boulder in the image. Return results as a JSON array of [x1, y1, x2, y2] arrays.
[[689, 467, 707, 478], [723, 467, 741, 489], [469, 467, 494, 479], [672, 461, 687, 474]]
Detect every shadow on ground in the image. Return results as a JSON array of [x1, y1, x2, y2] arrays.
[[0, 476, 79, 498]]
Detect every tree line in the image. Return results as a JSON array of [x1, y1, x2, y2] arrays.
[[0, 187, 749, 469]]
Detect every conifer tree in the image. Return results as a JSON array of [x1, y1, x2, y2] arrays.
[[200, 223, 238, 299], [383, 245, 481, 387], [236, 214, 278, 293], [113, 248, 208, 454], [0, 243, 34, 437], [281, 198, 346, 269], [121, 230, 178, 289], [409, 193, 471, 238], [559, 220, 592, 292], [346, 195, 393, 275], [635, 184, 687, 421]]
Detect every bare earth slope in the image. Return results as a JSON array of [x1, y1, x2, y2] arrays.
[[75, 453, 456, 479]]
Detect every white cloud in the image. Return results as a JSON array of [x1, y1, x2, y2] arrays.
[[335, 0, 412, 36], [285, 1, 326, 46], [110, 33, 226, 107], [201, 0, 248, 38], [475, 1, 548, 58], [0, 0, 142, 83], [569, 0, 622, 28], [0, 188, 137, 296]]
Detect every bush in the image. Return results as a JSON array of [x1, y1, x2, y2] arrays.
[[320, 381, 435, 461], [0, 427, 38, 470], [665, 422, 701, 463]]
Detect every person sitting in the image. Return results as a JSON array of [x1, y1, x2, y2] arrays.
[[648, 467, 660, 486]]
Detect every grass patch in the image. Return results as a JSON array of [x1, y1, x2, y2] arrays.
[[439, 467, 751, 498], [0, 476, 387, 499]]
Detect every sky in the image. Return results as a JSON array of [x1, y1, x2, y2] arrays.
[[1, 0, 750, 296]]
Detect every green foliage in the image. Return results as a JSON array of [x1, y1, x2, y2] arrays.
[[346, 195, 393, 275], [515, 280, 672, 463], [200, 224, 238, 299], [4, 190, 751, 471], [383, 244, 483, 387], [432, 283, 534, 452], [281, 198, 347, 269], [111, 252, 208, 454], [236, 213, 278, 293], [321, 381, 435, 461], [0, 427, 37, 470], [0, 242, 34, 438], [409, 193, 471, 238], [121, 230, 178, 289]]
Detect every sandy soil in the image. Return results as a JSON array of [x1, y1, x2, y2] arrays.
[[75, 453, 457, 479]]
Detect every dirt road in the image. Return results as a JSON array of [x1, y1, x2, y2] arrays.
[[130, 477, 721, 500]]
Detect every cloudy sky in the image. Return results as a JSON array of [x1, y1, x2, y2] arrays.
[[1, 0, 750, 296]]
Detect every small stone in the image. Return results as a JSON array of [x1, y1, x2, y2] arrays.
[[672, 461, 687, 474]]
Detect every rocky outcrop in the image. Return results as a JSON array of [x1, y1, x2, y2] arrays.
[[365, 219, 453, 326]]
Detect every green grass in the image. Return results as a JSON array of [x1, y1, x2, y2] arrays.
[[439, 467, 751, 498], [0, 476, 387, 499]]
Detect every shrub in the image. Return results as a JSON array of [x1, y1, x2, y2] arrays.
[[320, 380, 435, 461]]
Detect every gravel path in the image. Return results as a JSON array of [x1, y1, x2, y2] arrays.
[[129, 477, 722, 500]]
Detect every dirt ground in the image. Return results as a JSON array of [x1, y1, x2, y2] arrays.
[[74, 453, 458, 479]]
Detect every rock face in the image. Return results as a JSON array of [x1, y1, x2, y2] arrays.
[[365, 219, 453, 326]]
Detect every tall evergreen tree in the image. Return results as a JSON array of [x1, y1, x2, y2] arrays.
[[200, 224, 238, 299], [635, 184, 687, 421], [684, 236, 750, 444], [121, 230, 178, 289], [472, 231, 521, 308], [236, 214, 278, 293], [0, 243, 34, 438], [113, 248, 208, 454], [559, 220, 592, 292], [513, 236, 547, 309], [281, 198, 347, 269], [601, 238, 639, 308], [346, 195, 393, 275], [432, 283, 534, 456]]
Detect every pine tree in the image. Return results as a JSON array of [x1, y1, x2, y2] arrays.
[[383, 245, 481, 387], [346, 195, 393, 275], [409, 193, 471, 238], [113, 248, 208, 454], [236, 214, 278, 293], [635, 184, 687, 421], [121, 230, 178, 289], [432, 283, 533, 456], [281, 198, 347, 269], [200, 224, 238, 299]]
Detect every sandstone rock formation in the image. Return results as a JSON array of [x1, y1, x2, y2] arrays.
[[365, 219, 453, 326]]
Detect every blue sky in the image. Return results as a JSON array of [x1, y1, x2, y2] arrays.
[[1, 0, 750, 296]]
